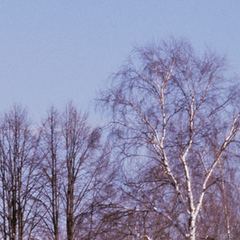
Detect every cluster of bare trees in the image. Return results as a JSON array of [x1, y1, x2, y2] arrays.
[[0, 38, 240, 240], [0, 104, 113, 240]]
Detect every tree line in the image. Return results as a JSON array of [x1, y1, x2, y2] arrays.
[[1, 38, 240, 240]]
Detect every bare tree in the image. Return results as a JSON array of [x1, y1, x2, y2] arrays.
[[0, 106, 42, 240], [38, 103, 114, 240], [61, 103, 102, 240], [99, 38, 240, 240], [39, 107, 63, 240]]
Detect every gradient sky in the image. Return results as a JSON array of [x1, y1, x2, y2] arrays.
[[0, 0, 240, 124]]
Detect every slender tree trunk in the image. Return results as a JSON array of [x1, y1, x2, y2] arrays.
[[66, 178, 74, 240]]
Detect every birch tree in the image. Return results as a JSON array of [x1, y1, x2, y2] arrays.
[[99, 38, 240, 240]]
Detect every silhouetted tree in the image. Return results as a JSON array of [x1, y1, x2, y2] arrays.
[[39, 107, 63, 240], [0, 106, 41, 239]]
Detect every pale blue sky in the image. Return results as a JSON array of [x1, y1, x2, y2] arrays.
[[0, 0, 240, 123]]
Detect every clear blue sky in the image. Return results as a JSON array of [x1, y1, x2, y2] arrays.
[[0, 0, 240, 123]]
